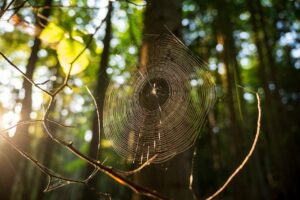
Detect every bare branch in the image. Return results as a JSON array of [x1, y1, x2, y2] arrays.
[[86, 86, 101, 159], [7, 0, 28, 21], [205, 91, 262, 200], [0, 52, 52, 96], [115, 154, 158, 176], [41, 120, 167, 199], [123, 0, 146, 7], [46, 119, 75, 128], [0, 129, 109, 199], [0, 0, 15, 19], [0, 120, 44, 135], [50, 14, 107, 97], [7, 4, 103, 11]]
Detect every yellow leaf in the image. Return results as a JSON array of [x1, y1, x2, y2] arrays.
[[40, 23, 64, 43], [57, 38, 89, 75]]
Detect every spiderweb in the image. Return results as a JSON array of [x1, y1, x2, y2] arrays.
[[103, 34, 216, 164]]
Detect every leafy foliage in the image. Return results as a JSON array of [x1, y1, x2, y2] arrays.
[[40, 22, 65, 44], [57, 38, 89, 75]]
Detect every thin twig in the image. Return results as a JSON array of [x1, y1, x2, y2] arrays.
[[7, 4, 102, 11], [205, 92, 261, 200], [7, 0, 28, 21], [115, 154, 158, 176], [124, 0, 146, 7], [0, 120, 43, 133], [189, 146, 199, 200], [46, 119, 75, 128], [0, 0, 15, 19], [36, 79, 50, 85], [86, 86, 101, 160], [0, 52, 52, 96], [50, 14, 107, 97]]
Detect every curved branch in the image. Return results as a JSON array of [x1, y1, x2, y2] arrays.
[[205, 92, 261, 200]]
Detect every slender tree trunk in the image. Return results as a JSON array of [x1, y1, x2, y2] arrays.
[[247, 0, 274, 138], [215, 0, 242, 152], [248, 0, 280, 196], [246, 0, 298, 198], [0, 1, 52, 199], [81, 2, 113, 200], [1, 38, 39, 200], [255, 0, 300, 198], [132, 1, 194, 200], [214, 0, 253, 198]]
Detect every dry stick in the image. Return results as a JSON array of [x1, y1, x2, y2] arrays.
[[205, 92, 261, 200]]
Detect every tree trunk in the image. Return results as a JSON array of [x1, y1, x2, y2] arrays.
[[246, 0, 299, 198], [0, 1, 52, 199], [132, 1, 194, 200], [81, 2, 113, 200], [214, 0, 251, 198], [254, 0, 300, 198]]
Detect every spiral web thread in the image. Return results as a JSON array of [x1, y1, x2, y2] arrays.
[[103, 34, 216, 164]]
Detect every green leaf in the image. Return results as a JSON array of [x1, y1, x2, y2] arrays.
[[57, 38, 89, 75], [40, 23, 64, 44]]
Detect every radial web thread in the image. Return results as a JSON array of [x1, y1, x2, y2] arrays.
[[103, 34, 216, 164]]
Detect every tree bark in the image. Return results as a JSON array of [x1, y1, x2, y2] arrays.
[[132, 1, 194, 200]]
